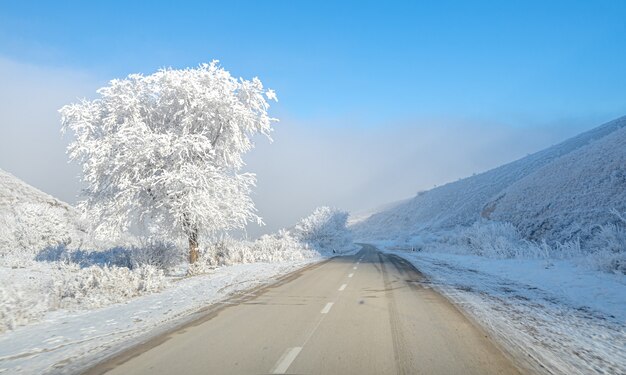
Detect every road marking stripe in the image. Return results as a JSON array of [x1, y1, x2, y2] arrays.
[[320, 302, 334, 314], [353, 266, 357, 270], [348, 273, 354, 278], [271, 347, 302, 374], [338, 284, 347, 291]]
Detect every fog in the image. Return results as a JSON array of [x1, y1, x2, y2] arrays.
[[0, 57, 595, 238], [243, 117, 593, 237], [0, 57, 102, 203]]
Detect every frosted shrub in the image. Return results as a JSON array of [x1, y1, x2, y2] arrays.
[[197, 237, 254, 268], [188, 233, 319, 275], [0, 285, 50, 332], [251, 231, 318, 262], [130, 240, 184, 271], [584, 223, 626, 274], [13, 203, 73, 252], [56, 264, 167, 309], [0, 204, 80, 267], [450, 221, 544, 259], [292, 207, 354, 254]]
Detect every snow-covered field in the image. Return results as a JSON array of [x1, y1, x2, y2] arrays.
[[380, 247, 626, 374], [0, 258, 320, 374], [0, 168, 357, 373]]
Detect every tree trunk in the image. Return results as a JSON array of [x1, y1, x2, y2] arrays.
[[188, 227, 199, 264], [184, 213, 199, 264]]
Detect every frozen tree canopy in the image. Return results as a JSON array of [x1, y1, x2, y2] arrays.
[[60, 61, 278, 262]]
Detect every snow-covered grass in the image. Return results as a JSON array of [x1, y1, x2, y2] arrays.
[[0, 259, 318, 374], [393, 219, 625, 274], [0, 263, 168, 332], [379, 247, 626, 374], [0, 202, 355, 334], [189, 207, 356, 273], [0, 202, 356, 373], [0, 169, 92, 269]]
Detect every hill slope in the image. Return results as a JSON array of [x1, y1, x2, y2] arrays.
[[0, 168, 87, 263], [352, 116, 626, 246]]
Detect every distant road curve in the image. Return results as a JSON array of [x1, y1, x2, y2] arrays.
[[86, 244, 523, 375]]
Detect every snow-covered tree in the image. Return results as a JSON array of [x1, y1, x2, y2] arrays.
[[60, 61, 277, 263], [292, 207, 353, 253]]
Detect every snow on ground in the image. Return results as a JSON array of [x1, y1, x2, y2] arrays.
[[0, 258, 320, 374], [0, 196, 356, 374], [0, 169, 93, 263], [353, 116, 626, 248], [379, 246, 626, 375], [352, 116, 626, 372]]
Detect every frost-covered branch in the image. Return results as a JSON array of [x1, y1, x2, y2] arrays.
[[60, 61, 278, 262]]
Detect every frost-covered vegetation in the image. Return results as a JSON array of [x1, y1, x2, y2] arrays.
[[0, 169, 91, 267], [60, 61, 278, 263], [0, 62, 357, 332], [0, 166, 353, 332], [407, 219, 624, 274], [354, 116, 626, 274], [188, 207, 355, 274]]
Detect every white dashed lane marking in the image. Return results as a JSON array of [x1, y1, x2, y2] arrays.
[[271, 347, 302, 374], [320, 302, 334, 314], [338, 284, 347, 291]]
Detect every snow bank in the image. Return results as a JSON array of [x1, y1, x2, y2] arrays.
[[384, 250, 626, 374], [0, 263, 168, 332], [0, 259, 316, 374], [1, 204, 355, 332]]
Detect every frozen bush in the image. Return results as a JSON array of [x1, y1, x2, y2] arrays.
[[0, 284, 50, 332], [56, 264, 167, 309], [12, 203, 74, 253], [130, 240, 184, 270], [188, 232, 320, 275], [583, 222, 626, 274], [251, 231, 319, 262], [448, 221, 543, 259], [292, 207, 354, 253]]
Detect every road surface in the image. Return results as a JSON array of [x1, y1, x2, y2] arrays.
[[87, 245, 522, 375]]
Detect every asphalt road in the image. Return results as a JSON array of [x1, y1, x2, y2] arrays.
[[87, 245, 522, 375]]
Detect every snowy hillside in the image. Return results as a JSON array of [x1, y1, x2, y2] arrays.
[[486, 124, 626, 244], [0, 168, 89, 265], [352, 117, 626, 373], [353, 116, 626, 249]]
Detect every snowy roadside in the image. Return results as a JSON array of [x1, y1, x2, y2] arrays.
[[380, 247, 626, 375], [0, 258, 321, 374]]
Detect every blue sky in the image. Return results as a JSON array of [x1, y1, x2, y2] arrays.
[[2, 0, 625, 124], [1, 1, 625, 234]]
